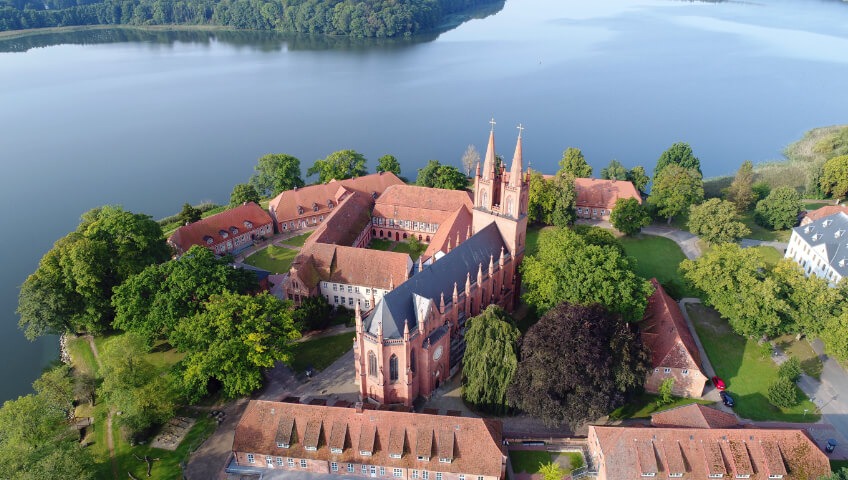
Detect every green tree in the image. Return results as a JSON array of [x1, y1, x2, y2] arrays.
[[627, 166, 650, 194], [574, 225, 625, 254], [550, 172, 577, 228], [507, 303, 649, 428], [461, 144, 480, 177], [170, 291, 300, 402], [293, 295, 333, 332], [726, 160, 756, 212], [177, 202, 202, 225], [754, 186, 802, 230], [416, 160, 442, 187], [558, 147, 592, 178], [657, 378, 675, 407], [820, 155, 848, 200], [767, 376, 798, 408], [770, 260, 841, 336], [648, 164, 704, 224], [307, 149, 368, 183], [778, 356, 802, 382], [230, 183, 261, 206], [416, 160, 467, 190], [461, 306, 520, 415], [538, 462, 566, 480], [99, 334, 177, 440], [600, 159, 627, 180], [112, 245, 259, 341], [610, 197, 650, 236], [820, 468, 848, 480], [32, 364, 74, 418], [406, 235, 426, 259], [522, 227, 652, 321], [687, 198, 750, 245], [376, 154, 401, 175], [654, 141, 701, 179], [250, 153, 304, 197], [752, 181, 771, 201], [17, 206, 169, 338], [528, 172, 556, 225]]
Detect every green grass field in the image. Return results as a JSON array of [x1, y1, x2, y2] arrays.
[[508, 450, 583, 474], [392, 241, 424, 261], [243, 245, 299, 273], [619, 234, 697, 298], [282, 232, 312, 246], [525, 224, 550, 256], [752, 245, 784, 266], [804, 201, 831, 211], [367, 238, 393, 251], [609, 393, 713, 420], [773, 334, 823, 380], [739, 212, 792, 242], [686, 303, 819, 422], [290, 332, 355, 373]]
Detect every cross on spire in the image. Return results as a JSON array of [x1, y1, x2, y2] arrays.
[[517, 123, 524, 138], [489, 117, 496, 132]]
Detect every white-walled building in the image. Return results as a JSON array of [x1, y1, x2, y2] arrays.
[[785, 211, 848, 286]]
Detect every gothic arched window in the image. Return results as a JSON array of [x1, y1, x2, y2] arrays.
[[506, 196, 514, 216], [410, 350, 416, 373], [389, 354, 398, 382], [368, 351, 377, 377], [482, 190, 488, 207]]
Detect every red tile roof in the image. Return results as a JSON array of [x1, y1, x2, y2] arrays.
[[269, 172, 403, 225], [574, 178, 641, 210], [802, 205, 848, 224], [422, 205, 473, 261], [651, 404, 740, 429], [232, 400, 505, 478], [167, 202, 273, 254], [305, 191, 374, 247], [641, 279, 703, 371], [373, 185, 473, 225], [590, 425, 829, 480], [291, 243, 411, 290]]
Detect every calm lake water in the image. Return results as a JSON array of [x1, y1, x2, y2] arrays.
[[1, 0, 847, 402]]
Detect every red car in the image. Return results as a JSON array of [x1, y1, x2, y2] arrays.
[[712, 376, 726, 390]]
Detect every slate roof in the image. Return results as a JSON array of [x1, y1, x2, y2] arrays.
[[792, 211, 848, 278], [422, 205, 473, 261], [168, 202, 273, 254], [364, 222, 508, 339], [651, 404, 740, 429], [590, 425, 829, 480], [232, 400, 505, 478], [641, 279, 703, 371], [305, 191, 374, 247]]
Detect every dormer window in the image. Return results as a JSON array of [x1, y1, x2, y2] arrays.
[[417, 456, 429, 462], [823, 219, 833, 227], [297, 206, 304, 215], [276, 442, 290, 449], [327, 200, 334, 209], [836, 229, 845, 238], [229, 226, 238, 235], [438, 457, 452, 464], [390, 453, 401, 459], [313, 202, 319, 212], [840, 259, 847, 267], [360, 450, 373, 457], [813, 233, 823, 241], [805, 226, 814, 234], [669, 475, 683, 479], [204, 235, 214, 245], [219, 229, 228, 238], [768, 476, 783, 479], [244, 221, 253, 229]]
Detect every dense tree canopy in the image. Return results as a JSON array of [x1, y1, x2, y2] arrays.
[[654, 142, 701, 179], [558, 147, 592, 178], [415, 160, 467, 190], [725, 160, 755, 212], [648, 164, 704, 223], [507, 303, 649, 427], [230, 183, 261, 206], [754, 186, 802, 230], [461, 305, 519, 415], [687, 198, 750, 245], [819, 155, 848, 200], [112, 245, 259, 340], [600, 159, 627, 180], [250, 153, 304, 197], [170, 291, 300, 402], [17, 206, 170, 338], [308, 149, 368, 183], [627, 165, 650, 194], [528, 172, 556, 224], [177, 202, 202, 225], [521, 227, 652, 320], [376, 154, 401, 175], [610, 197, 650, 236], [293, 295, 333, 332], [550, 173, 577, 227]]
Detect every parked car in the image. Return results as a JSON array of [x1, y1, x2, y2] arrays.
[[720, 391, 735, 407], [712, 375, 726, 390]]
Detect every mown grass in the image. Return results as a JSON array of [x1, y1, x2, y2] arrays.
[[290, 332, 355, 373], [367, 238, 393, 251], [67, 336, 99, 377], [752, 245, 784, 266], [619, 234, 697, 299], [281, 232, 311, 247], [739, 212, 792, 242], [509, 450, 583, 474], [773, 334, 824, 380], [608, 392, 713, 420], [686, 303, 819, 422], [393, 241, 424, 261], [242, 245, 298, 273]]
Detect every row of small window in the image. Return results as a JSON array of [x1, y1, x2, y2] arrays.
[[642, 473, 767, 478], [576, 207, 608, 216], [323, 282, 381, 296], [246, 454, 306, 468], [247, 457, 484, 480], [281, 216, 323, 230], [329, 296, 370, 308], [372, 217, 439, 232], [653, 368, 689, 375]]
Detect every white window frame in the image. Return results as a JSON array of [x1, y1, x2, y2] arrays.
[[394, 468, 404, 478], [331, 462, 338, 472], [247, 454, 255, 464], [300, 459, 307, 468], [266, 456, 273, 466], [664, 367, 671, 374], [348, 463, 355, 473], [287, 458, 294, 467]]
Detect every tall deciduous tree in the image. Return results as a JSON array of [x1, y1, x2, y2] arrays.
[[522, 227, 652, 321], [17, 206, 169, 338], [507, 303, 649, 427], [754, 186, 802, 230], [461, 305, 519, 415], [416, 160, 467, 190], [250, 153, 304, 197], [654, 142, 701, 180], [627, 166, 650, 194], [230, 183, 261, 206], [177, 202, 202, 225], [820, 155, 848, 200], [601, 159, 628, 180], [461, 144, 480, 176], [170, 291, 300, 402], [648, 164, 704, 224], [558, 147, 592, 178], [610, 197, 650, 236], [293, 295, 333, 332], [551, 173, 578, 228], [726, 160, 756, 212], [687, 198, 750, 245], [376, 154, 401, 175], [528, 172, 556, 225], [307, 149, 368, 183]]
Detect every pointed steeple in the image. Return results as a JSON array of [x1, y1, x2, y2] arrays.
[[475, 161, 481, 178], [510, 125, 524, 187], [369, 287, 375, 307], [389, 275, 394, 290], [418, 256, 424, 273], [467, 225, 472, 240], [377, 321, 384, 342], [447, 237, 452, 253], [403, 319, 410, 341], [355, 300, 363, 333], [477, 262, 483, 285], [489, 254, 494, 276], [499, 246, 505, 267], [465, 272, 471, 294], [453, 282, 459, 302], [482, 119, 497, 180], [456, 230, 461, 247], [439, 292, 445, 313]]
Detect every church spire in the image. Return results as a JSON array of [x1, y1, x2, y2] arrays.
[[510, 124, 524, 187], [482, 118, 497, 180]]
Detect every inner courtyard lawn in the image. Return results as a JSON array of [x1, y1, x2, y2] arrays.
[[281, 232, 312, 246], [619, 234, 697, 298], [608, 393, 713, 420], [508, 450, 583, 474], [289, 332, 355, 373], [686, 303, 819, 422], [243, 245, 299, 273]]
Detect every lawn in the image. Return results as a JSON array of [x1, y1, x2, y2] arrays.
[[67, 335, 99, 377], [508, 450, 583, 474], [804, 201, 831, 211], [619, 234, 697, 298], [243, 245, 299, 273], [609, 392, 713, 420], [282, 232, 312, 247], [686, 303, 819, 422], [752, 245, 784, 266], [525, 224, 550, 257], [739, 212, 792, 242], [392, 241, 424, 261], [367, 238, 393, 251], [773, 334, 823, 380], [290, 332, 355, 373]]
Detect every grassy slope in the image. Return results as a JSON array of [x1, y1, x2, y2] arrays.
[[290, 332, 355, 373], [242, 245, 298, 273], [686, 303, 819, 422], [609, 393, 713, 420], [619, 234, 697, 298]]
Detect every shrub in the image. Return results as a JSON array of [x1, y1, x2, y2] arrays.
[[656, 378, 675, 407], [778, 356, 802, 382], [767, 376, 798, 408]]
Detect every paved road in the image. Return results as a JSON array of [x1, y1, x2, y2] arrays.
[[801, 340, 848, 450]]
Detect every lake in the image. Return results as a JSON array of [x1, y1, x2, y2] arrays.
[[1, 0, 847, 402]]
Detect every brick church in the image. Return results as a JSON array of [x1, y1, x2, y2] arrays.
[[354, 125, 529, 406]]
